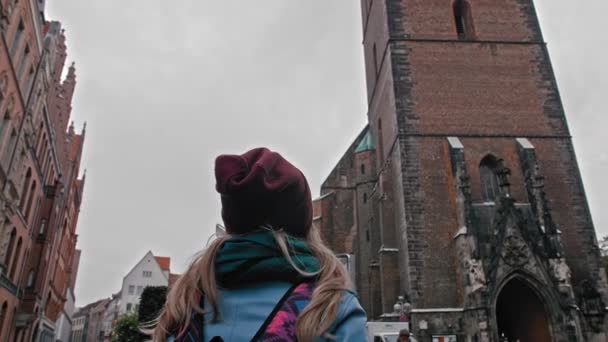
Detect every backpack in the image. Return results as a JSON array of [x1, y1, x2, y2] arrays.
[[174, 282, 315, 342]]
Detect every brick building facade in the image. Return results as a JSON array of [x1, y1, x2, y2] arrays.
[[0, 1, 85, 341], [317, 1, 608, 341]]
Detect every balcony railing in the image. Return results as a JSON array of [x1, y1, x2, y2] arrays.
[[0, 272, 23, 298]]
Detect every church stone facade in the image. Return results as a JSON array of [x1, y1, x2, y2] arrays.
[[315, 1, 608, 341]]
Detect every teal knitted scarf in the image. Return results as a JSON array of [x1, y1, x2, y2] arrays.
[[214, 230, 319, 288]]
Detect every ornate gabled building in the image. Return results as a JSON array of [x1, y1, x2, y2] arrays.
[[0, 1, 85, 341], [317, 0, 608, 341]]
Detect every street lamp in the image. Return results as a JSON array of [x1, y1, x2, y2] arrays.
[[393, 296, 411, 322]]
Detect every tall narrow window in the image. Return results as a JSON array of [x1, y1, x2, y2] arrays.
[[0, 302, 7, 332], [363, 193, 368, 204], [372, 43, 378, 76], [453, 0, 474, 40], [35, 123, 44, 153], [0, 110, 9, 146], [10, 20, 25, 57], [9, 237, 22, 281], [377, 119, 384, 163], [19, 168, 32, 210], [26, 269, 35, 288], [24, 67, 35, 99], [39, 218, 46, 235], [361, 164, 366, 175], [480, 155, 500, 202], [46, 168, 54, 186], [16, 45, 29, 80], [3, 229, 16, 269], [24, 181, 36, 219], [3, 128, 18, 165], [42, 155, 50, 177]]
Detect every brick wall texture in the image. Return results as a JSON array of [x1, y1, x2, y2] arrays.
[[317, 0, 607, 340]]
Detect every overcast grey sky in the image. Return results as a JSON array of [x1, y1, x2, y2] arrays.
[[45, 1, 607, 307]]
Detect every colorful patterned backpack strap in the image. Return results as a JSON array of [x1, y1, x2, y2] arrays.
[[174, 282, 315, 342], [174, 294, 206, 342], [252, 282, 315, 342]]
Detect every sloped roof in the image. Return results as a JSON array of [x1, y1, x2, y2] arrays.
[[122, 251, 166, 282], [155, 256, 171, 271], [354, 129, 375, 153], [75, 297, 108, 316], [321, 125, 372, 188]]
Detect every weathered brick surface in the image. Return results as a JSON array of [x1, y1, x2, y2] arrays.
[[405, 42, 568, 136], [394, 0, 540, 41], [533, 138, 604, 287], [460, 138, 528, 203], [361, 0, 391, 103], [349, 0, 608, 339], [316, 126, 402, 318]]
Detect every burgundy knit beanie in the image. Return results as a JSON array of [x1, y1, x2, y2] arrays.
[[215, 148, 313, 237]]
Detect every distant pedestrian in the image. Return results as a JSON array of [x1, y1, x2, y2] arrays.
[[399, 328, 417, 342], [150, 148, 367, 341]]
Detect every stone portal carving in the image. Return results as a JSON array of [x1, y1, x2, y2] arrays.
[[549, 258, 574, 297], [467, 259, 486, 293], [549, 258, 571, 285], [502, 234, 530, 267]]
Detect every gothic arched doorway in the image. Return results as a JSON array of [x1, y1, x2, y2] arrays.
[[496, 278, 552, 342]]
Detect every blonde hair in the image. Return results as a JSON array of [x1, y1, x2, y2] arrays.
[[151, 227, 351, 341]]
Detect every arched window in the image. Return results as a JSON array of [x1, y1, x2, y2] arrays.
[[16, 44, 29, 80], [480, 155, 500, 202], [372, 43, 378, 76], [0, 109, 9, 145], [46, 168, 54, 185], [35, 130, 44, 156], [24, 181, 36, 219], [377, 118, 384, 163], [0, 302, 8, 334], [19, 168, 32, 210], [453, 0, 474, 40], [10, 19, 25, 57], [24, 67, 35, 98], [3, 228, 16, 268], [361, 164, 366, 175], [9, 237, 22, 281], [26, 269, 35, 288], [2, 128, 18, 165], [39, 219, 46, 235]]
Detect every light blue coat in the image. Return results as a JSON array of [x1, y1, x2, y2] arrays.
[[167, 281, 367, 341]]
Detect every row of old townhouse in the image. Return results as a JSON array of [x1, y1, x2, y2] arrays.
[[70, 251, 179, 342], [0, 0, 86, 341]]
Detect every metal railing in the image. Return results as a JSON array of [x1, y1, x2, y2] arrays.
[[0, 272, 23, 298]]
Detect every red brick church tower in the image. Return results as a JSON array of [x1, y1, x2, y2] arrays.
[[327, 0, 608, 340]]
